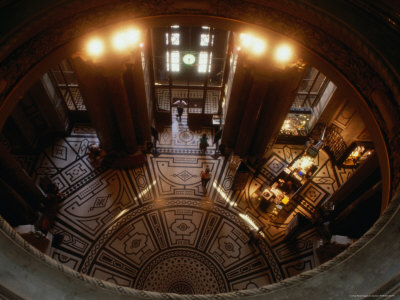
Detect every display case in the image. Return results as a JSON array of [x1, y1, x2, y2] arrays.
[[280, 109, 312, 136], [338, 141, 374, 168]]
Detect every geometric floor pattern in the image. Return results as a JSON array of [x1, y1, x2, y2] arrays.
[[156, 89, 219, 114], [26, 116, 356, 294]]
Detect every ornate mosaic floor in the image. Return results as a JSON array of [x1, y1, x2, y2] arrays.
[[156, 88, 219, 114], [29, 118, 355, 295]]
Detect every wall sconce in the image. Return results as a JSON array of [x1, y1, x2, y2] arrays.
[[239, 32, 298, 68], [86, 28, 142, 58]]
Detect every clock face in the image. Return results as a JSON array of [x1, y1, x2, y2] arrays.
[[182, 53, 196, 65]]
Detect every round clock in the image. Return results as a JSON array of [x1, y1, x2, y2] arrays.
[[182, 53, 196, 65]]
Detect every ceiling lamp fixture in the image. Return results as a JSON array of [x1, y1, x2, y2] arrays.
[[239, 33, 253, 48], [86, 28, 141, 57], [275, 44, 293, 63], [126, 28, 140, 47], [87, 38, 104, 57], [239, 33, 267, 55], [252, 38, 266, 55], [112, 32, 128, 51], [112, 28, 140, 51]]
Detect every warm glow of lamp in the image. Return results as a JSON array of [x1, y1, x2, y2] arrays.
[[252, 38, 266, 55], [299, 156, 313, 170], [239, 33, 267, 55], [87, 38, 104, 57], [275, 45, 293, 62], [126, 29, 140, 46], [112, 32, 127, 51], [240, 33, 253, 48], [112, 28, 140, 51]]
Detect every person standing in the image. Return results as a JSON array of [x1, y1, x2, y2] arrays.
[[199, 133, 209, 154], [200, 167, 212, 192], [173, 99, 187, 121], [248, 228, 263, 248]]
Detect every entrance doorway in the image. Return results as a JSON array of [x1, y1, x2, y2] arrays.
[[152, 25, 230, 128]]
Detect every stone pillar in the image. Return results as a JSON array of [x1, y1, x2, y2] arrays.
[[123, 52, 151, 145], [221, 55, 253, 149], [0, 144, 44, 211], [234, 72, 270, 156], [105, 65, 137, 154], [250, 66, 305, 158], [70, 57, 120, 152]]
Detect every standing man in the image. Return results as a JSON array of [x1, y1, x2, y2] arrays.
[[173, 99, 187, 121], [200, 167, 212, 193], [199, 133, 209, 154]]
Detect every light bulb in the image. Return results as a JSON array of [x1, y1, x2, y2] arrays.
[[87, 38, 104, 57], [275, 45, 293, 62]]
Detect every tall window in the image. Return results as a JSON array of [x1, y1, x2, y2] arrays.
[[280, 66, 334, 136], [198, 28, 213, 73], [166, 33, 180, 45], [200, 33, 214, 47], [152, 26, 228, 114], [48, 60, 86, 111], [198, 51, 212, 73], [165, 26, 180, 72], [166, 51, 180, 72], [293, 67, 329, 108]]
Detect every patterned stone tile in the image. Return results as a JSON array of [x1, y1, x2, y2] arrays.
[[264, 155, 287, 177], [230, 272, 275, 290], [70, 124, 98, 136], [147, 154, 223, 198], [299, 182, 329, 206], [208, 221, 255, 269], [90, 265, 133, 287], [25, 128, 356, 295], [57, 169, 138, 238], [281, 258, 314, 278], [272, 144, 304, 163], [51, 248, 82, 270], [156, 111, 216, 155], [335, 165, 355, 186]]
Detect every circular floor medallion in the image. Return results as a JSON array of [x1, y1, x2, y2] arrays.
[[135, 249, 228, 294]]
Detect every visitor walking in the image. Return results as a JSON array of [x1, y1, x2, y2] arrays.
[[248, 227, 264, 249], [199, 133, 209, 154], [173, 99, 187, 121], [200, 167, 212, 192]]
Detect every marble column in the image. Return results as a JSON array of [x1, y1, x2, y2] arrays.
[[123, 52, 151, 145], [221, 55, 253, 150], [250, 65, 305, 158], [70, 57, 120, 152], [105, 65, 137, 154], [234, 71, 270, 156]]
